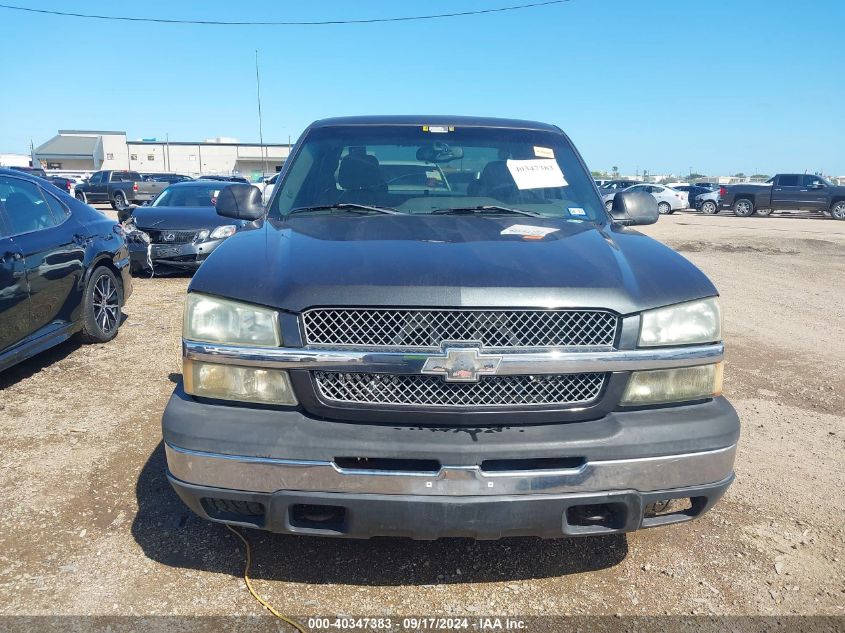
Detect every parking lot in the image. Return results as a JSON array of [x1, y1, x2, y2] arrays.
[[0, 210, 843, 619]]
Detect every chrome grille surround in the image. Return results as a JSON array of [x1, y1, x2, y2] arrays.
[[313, 371, 606, 408], [301, 308, 618, 349]]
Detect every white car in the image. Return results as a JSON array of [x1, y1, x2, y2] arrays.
[[603, 183, 688, 215], [261, 173, 280, 203]]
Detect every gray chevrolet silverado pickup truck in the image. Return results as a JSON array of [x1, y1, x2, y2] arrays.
[[721, 173, 845, 219], [75, 170, 167, 213], [162, 116, 739, 539]]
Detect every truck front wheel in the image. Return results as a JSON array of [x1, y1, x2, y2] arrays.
[[733, 198, 755, 217], [831, 201, 845, 220]]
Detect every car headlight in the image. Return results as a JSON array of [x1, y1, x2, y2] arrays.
[[621, 363, 723, 406], [183, 293, 280, 347], [210, 224, 238, 239], [183, 359, 297, 405], [639, 297, 721, 346]]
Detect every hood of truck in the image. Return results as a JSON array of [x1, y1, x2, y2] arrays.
[[189, 214, 717, 315]]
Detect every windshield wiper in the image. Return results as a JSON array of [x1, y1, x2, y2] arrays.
[[430, 205, 544, 218], [288, 203, 402, 216]]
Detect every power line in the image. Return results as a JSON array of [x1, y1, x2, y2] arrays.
[[0, 1, 569, 26]]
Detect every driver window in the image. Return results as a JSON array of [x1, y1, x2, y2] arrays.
[[0, 176, 61, 235]]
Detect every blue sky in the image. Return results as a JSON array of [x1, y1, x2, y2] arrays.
[[1, 0, 843, 176]]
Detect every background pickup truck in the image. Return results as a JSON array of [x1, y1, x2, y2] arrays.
[[721, 174, 845, 219], [75, 170, 167, 212]]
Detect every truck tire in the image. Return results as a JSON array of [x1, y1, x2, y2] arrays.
[[831, 201, 845, 220], [112, 191, 128, 212], [77, 266, 123, 343], [657, 201, 672, 215], [755, 207, 773, 217], [701, 200, 718, 215], [733, 198, 755, 217], [75, 191, 87, 204]]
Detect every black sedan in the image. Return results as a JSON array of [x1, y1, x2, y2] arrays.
[[125, 180, 253, 273], [0, 168, 132, 372]]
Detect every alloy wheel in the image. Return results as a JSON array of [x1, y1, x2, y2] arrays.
[[92, 274, 120, 334]]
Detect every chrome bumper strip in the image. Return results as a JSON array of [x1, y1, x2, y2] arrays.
[[165, 443, 737, 497], [182, 340, 724, 375]]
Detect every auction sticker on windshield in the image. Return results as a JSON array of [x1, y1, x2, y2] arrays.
[[506, 159, 567, 189]]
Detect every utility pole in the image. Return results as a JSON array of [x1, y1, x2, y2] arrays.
[[255, 50, 268, 178]]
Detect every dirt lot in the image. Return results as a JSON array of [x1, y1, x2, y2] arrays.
[[0, 209, 843, 622]]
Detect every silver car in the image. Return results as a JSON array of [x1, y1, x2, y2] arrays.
[[603, 184, 688, 215]]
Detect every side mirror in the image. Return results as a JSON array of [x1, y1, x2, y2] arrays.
[[811, 182, 825, 189], [610, 191, 659, 226], [215, 184, 264, 221]]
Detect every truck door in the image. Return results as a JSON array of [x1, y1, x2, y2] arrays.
[[770, 174, 802, 210], [86, 171, 107, 201], [0, 194, 30, 354], [801, 175, 829, 212]]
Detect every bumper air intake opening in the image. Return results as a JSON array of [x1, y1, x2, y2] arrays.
[[289, 504, 348, 533], [481, 456, 585, 472], [201, 497, 266, 527], [334, 457, 441, 473], [641, 496, 708, 527], [566, 502, 627, 530]]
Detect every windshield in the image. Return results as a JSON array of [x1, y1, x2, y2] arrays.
[[151, 183, 222, 207], [268, 125, 604, 221]]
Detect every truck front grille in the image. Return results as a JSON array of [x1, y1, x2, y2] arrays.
[[313, 371, 606, 408], [302, 309, 618, 349]]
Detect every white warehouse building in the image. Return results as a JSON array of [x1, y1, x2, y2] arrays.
[[32, 130, 290, 180]]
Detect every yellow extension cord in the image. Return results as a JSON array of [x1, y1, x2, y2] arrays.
[[226, 524, 307, 633]]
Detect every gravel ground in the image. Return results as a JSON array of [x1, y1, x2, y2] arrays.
[[0, 209, 843, 622]]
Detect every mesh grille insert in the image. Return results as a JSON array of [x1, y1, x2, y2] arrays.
[[302, 309, 618, 349], [313, 371, 606, 408]]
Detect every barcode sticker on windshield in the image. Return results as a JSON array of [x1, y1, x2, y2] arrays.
[[501, 224, 560, 238], [569, 207, 586, 216], [534, 146, 555, 159], [506, 159, 567, 190]]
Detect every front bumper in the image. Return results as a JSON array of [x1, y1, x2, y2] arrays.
[[163, 383, 739, 538], [168, 472, 733, 539], [128, 237, 225, 271]]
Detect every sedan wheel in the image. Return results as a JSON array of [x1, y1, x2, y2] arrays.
[[657, 201, 671, 215], [78, 267, 123, 343], [701, 200, 718, 215], [831, 202, 845, 220]]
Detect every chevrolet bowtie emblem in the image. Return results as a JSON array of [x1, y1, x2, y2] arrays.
[[421, 345, 502, 382]]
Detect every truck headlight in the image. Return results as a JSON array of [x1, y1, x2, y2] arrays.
[[184, 293, 280, 347], [639, 297, 721, 346], [621, 363, 723, 406], [183, 359, 297, 405]]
